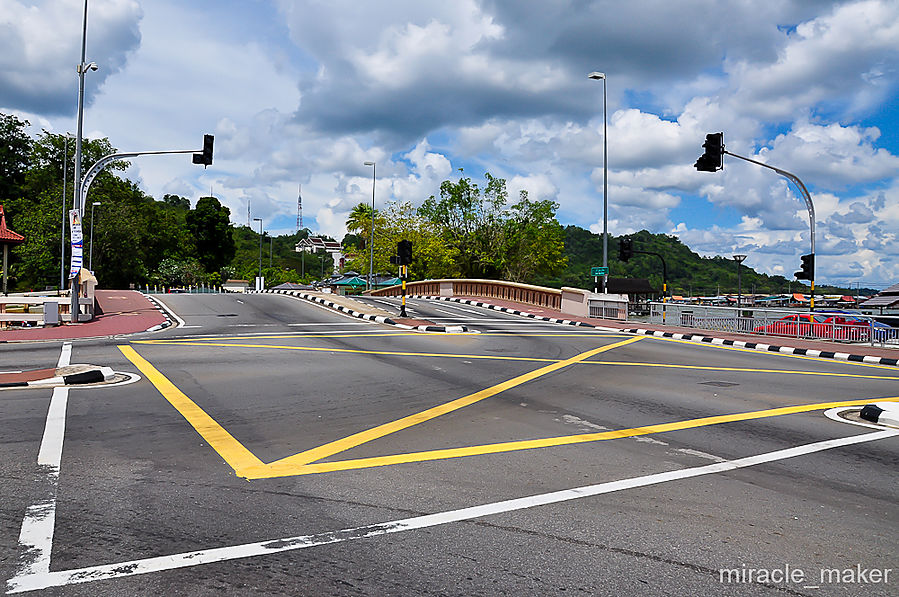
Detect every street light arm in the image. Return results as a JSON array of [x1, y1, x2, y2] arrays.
[[78, 147, 210, 214], [723, 150, 815, 255]]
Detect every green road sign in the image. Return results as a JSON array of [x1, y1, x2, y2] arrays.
[[591, 267, 609, 276]]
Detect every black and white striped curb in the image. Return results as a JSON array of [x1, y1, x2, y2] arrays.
[[143, 294, 174, 332], [0, 366, 115, 388], [410, 296, 899, 367], [859, 403, 899, 427], [261, 290, 468, 333], [411, 295, 603, 328], [622, 328, 899, 367]]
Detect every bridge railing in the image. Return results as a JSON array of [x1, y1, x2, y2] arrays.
[[369, 279, 564, 310]]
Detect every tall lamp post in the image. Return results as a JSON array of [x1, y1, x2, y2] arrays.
[[588, 71, 608, 293], [89, 201, 101, 271], [363, 161, 376, 290], [733, 254, 747, 308], [71, 0, 98, 320], [253, 217, 262, 290]]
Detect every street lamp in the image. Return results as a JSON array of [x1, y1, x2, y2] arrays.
[[89, 201, 101, 271], [363, 161, 376, 290], [588, 71, 608, 293], [71, 0, 97, 320], [733, 254, 747, 308], [253, 217, 263, 288]]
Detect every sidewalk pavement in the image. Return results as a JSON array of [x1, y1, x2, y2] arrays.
[[0, 290, 167, 343]]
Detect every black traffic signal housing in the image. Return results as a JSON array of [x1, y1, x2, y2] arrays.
[[618, 237, 633, 263], [694, 132, 723, 172], [193, 134, 214, 168], [794, 253, 814, 280], [397, 239, 413, 265]]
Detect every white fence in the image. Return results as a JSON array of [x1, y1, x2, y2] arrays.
[[648, 302, 899, 347]]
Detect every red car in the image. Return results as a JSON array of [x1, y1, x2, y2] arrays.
[[753, 313, 831, 338], [752, 313, 868, 340]]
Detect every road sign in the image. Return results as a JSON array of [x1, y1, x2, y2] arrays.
[[591, 267, 609, 276]]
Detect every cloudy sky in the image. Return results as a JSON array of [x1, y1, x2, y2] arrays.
[[2, 0, 897, 288]]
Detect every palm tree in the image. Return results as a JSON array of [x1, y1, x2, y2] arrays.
[[346, 202, 373, 235]]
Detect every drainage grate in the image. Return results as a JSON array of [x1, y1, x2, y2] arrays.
[[699, 381, 739, 387]]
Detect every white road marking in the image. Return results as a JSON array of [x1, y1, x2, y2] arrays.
[[7, 429, 897, 593], [559, 414, 609, 431], [150, 296, 186, 328], [674, 448, 726, 463], [13, 343, 72, 580]]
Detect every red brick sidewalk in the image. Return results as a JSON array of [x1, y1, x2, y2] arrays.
[[0, 290, 165, 343]]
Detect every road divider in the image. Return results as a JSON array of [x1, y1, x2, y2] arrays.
[[859, 402, 899, 427]]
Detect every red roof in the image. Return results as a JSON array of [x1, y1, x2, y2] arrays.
[[0, 205, 25, 244]]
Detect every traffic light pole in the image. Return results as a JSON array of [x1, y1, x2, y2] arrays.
[[70, 139, 213, 322], [634, 249, 668, 323], [400, 265, 408, 318], [722, 150, 816, 310]]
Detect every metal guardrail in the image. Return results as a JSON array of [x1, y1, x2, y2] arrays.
[[0, 297, 67, 326], [648, 302, 899, 347]]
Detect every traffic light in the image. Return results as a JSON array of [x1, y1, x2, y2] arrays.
[[694, 132, 723, 172], [397, 239, 412, 265], [192, 134, 214, 167], [618, 237, 633, 262], [794, 253, 814, 280]]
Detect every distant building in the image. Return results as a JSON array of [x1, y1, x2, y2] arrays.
[[860, 283, 899, 312]]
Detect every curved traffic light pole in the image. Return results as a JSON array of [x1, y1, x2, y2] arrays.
[[722, 150, 816, 310], [70, 138, 213, 321]]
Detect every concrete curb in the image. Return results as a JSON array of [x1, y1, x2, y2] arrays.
[[261, 290, 468, 333], [412, 295, 601, 329], [621, 327, 899, 367], [0, 366, 115, 388], [411, 296, 898, 367], [860, 402, 899, 427], [143, 294, 174, 332]]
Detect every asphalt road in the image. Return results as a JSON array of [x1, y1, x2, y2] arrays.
[[2, 292, 897, 596]]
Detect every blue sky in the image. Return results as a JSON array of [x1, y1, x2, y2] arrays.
[[1, 0, 897, 289]]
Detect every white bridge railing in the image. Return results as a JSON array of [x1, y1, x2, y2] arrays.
[[648, 302, 899, 347]]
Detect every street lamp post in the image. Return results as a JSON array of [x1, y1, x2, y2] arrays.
[[89, 201, 101, 271], [364, 161, 376, 290], [253, 217, 262, 290], [71, 0, 97, 320], [588, 71, 608, 293], [733, 254, 747, 308]]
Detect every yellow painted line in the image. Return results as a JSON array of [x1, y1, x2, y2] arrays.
[[136, 332, 424, 343], [651, 335, 899, 370], [585, 361, 899, 381], [136, 331, 625, 344], [132, 341, 561, 364], [259, 337, 645, 472], [242, 396, 899, 478], [134, 338, 898, 380], [117, 345, 265, 471]]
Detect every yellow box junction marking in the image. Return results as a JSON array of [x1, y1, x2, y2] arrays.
[[119, 337, 899, 480], [118, 345, 264, 471]]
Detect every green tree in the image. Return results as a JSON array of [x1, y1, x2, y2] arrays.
[[0, 113, 31, 203], [186, 196, 235, 274], [418, 173, 507, 278], [500, 192, 567, 283]]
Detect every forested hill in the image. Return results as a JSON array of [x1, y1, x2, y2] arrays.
[[542, 226, 859, 297]]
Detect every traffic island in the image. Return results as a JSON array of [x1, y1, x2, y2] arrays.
[[859, 403, 899, 428], [0, 364, 116, 388]]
